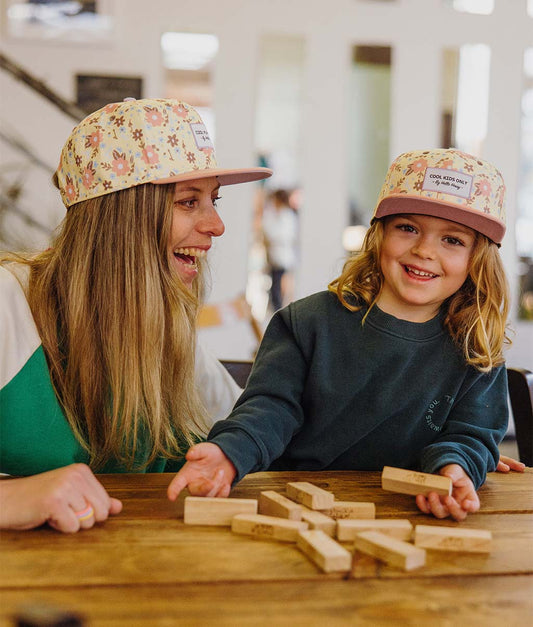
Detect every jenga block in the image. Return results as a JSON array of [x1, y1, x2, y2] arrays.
[[353, 530, 426, 571], [232, 514, 309, 542], [319, 501, 376, 520], [184, 496, 257, 526], [286, 482, 335, 510], [300, 508, 336, 536], [337, 519, 413, 541], [381, 466, 452, 497], [258, 491, 303, 520], [414, 524, 492, 553], [297, 530, 353, 573]]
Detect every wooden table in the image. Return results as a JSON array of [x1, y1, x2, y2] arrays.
[[1, 470, 532, 626]]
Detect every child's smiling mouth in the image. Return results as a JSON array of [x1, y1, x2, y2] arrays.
[[403, 264, 439, 279]]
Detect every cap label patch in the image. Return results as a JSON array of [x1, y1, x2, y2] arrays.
[[422, 167, 473, 199], [190, 123, 213, 150]]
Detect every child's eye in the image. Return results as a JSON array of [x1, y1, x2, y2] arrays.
[[396, 223, 417, 233], [443, 236, 464, 246]]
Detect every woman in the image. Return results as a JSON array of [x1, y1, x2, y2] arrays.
[[0, 98, 271, 532]]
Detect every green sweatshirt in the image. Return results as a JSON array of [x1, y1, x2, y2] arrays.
[[209, 291, 508, 489], [0, 266, 240, 476]]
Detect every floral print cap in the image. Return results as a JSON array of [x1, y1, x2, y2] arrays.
[[373, 148, 506, 244], [54, 98, 272, 208]]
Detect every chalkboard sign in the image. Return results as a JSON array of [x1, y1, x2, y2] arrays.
[[76, 74, 143, 114]]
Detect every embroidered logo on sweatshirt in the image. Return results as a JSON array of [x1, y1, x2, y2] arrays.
[[425, 395, 453, 432]]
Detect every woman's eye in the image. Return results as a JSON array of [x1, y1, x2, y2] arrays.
[[175, 199, 196, 209]]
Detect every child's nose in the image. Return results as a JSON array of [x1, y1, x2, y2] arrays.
[[412, 236, 436, 259]]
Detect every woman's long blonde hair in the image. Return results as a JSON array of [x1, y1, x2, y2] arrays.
[[3, 183, 208, 469], [328, 219, 510, 372]]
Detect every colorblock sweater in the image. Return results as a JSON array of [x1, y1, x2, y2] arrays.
[[0, 265, 240, 475], [209, 291, 508, 489]]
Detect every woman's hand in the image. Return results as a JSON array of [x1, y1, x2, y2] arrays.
[[496, 454, 525, 473], [167, 442, 237, 501], [0, 464, 122, 533], [415, 464, 479, 522]]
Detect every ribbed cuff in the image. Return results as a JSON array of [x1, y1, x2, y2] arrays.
[[208, 428, 264, 483]]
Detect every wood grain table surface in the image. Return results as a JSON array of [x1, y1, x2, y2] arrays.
[[1, 469, 532, 626]]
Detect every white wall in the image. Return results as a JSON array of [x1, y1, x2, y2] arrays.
[[0, 0, 531, 368]]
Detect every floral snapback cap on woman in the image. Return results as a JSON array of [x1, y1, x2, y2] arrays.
[[54, 98, 272, 208], [373, 148, 506, 244]]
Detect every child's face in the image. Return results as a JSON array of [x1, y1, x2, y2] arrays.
[[168, 177, 225, 287], [377, 213, 475, 322]]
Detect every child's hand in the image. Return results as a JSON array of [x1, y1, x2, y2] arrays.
[[167, 442, 237, 501], [415, 464, 479, 522], [496, 454, 525, 473], [0, 464, 122, 533]]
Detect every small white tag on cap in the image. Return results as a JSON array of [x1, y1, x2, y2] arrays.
[[422, 167, 473, 199], [190, 123, 213, 150]]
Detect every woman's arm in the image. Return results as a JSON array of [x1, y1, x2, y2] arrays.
[[0, 464, 122, 533]]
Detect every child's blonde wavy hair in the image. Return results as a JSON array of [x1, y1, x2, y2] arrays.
[[328, 219, 510, 372], [2, 182, 209, 470]]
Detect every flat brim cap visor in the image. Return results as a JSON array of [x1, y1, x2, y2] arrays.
[[372, 149, 506, 245], [375, 195, 505, 245], [152, 166, 272, 187], [54, 98, 272, 208]]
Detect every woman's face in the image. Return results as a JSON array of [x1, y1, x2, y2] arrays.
[[168, 177, 225, 287], [377, 213, 475, 322]]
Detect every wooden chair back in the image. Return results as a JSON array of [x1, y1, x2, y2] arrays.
[[507, 367, 533, 466]]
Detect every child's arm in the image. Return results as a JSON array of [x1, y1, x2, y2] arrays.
[[420, 365, 509, 490], [496, 455, 525, 473], [415, 464, 479, 521], [167, 443, 237, 501]]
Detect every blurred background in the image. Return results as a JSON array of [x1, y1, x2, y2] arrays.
[[0, 0, 532, 373]]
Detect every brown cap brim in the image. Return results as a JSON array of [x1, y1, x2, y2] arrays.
[[374, 195, 506, 245], [152, 167, 272, 187]]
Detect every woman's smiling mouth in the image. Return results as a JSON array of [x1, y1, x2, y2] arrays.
[[173, 247, 208, 266]]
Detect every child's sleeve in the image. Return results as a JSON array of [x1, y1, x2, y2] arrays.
[[207, 306, 308, 482], [419, 365, 509, 489]]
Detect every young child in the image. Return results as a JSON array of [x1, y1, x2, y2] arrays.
[[168, 148, 515, 521], [0, 98, 270, 532]]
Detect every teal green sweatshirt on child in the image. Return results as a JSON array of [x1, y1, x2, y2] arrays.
[[208, 291, 508, 489]]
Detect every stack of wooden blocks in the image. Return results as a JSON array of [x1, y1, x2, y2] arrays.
[[183, 466, 492, 574]]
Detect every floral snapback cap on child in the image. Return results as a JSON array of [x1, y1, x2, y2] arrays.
[[54, 98, 272, 208], [373, 148, 506, 244]]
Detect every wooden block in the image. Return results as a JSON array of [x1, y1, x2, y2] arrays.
[[319, 501, 376, 520], [300, 508, 336, 537], [381, 466, 452, 497], [353, 530, 426, 571], [232, 514, 309, 542], [414, 524, 492, 553], [184, 496, 257, 526], [297, 529, 353, 573], [258, 491, 303, 520], [286, 482, 335, 510], [337, 519, 413, 541]]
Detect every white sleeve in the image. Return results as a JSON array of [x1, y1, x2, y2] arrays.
[[194, 337, 242, 427], [0, 266, 41, 390]]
